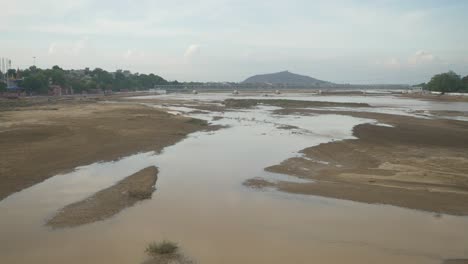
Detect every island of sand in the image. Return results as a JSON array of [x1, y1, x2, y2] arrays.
[[47, 166, 158, 228]]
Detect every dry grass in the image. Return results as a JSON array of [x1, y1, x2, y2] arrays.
[[146, 240, 178, 256], [143, 240, 195, 264]]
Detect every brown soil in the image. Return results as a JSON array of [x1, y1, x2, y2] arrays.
[[0, 99, 213, 201], [47, 166, 158, 228], [247, 109, 468, 215]]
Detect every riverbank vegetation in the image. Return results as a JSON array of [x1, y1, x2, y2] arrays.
[[3, 66, 174, 94], [144, 240, 194, 264], [421, 71, 468, 94], [146, 241, 178, 255]]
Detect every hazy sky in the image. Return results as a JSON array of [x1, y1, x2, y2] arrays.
[[1, 0, 468, 84]]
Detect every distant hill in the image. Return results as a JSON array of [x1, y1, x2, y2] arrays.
[[242, 71, 332, 86]]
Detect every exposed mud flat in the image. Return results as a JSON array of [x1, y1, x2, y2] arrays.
[[2, 93, 468, 264], [223, 98, 370, 108], [0, 100, 213, 200], [248, 109, 468, 215], [401, 93, 468, 102], [48, 166, 158, 228]]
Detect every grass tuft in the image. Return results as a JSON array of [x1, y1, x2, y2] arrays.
[[145, 240, 179, 256]]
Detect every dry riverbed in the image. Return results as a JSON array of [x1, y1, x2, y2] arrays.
[[0, 98, 213, 201], [246, 107, 468, 215]]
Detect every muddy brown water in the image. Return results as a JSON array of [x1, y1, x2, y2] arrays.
[[1, 96, 468, 264]]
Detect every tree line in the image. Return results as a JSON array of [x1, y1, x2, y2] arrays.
[[1, 66, 175, 94], [2, 66, 468, 95], [418, 71, 468, 94]]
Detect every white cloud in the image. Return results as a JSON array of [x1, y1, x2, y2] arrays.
[[123, 49, 133, 59], [72, 37, 88, 54], [45, 37, 88, 56], [48, 43, 57, 55], [408, 50, 436, 65], [377, 57, 401, 69], [123, 49, 145, 60], [376, 51, 442, 70], [184, 44, 201, 58]]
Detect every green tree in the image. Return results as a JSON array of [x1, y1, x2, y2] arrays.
[[113, 70, 128, 90], [3, 65, 170, 93], [92, 68, 113, 90], [68, 78, 85, 93], [85, 79, 98, 90], [426, 71, 463, 94], [22, 73, 48, 94], [52, 65, 62, 71], [50, 69, 66, 86], [7, 69, 17, 78], [462, 75, 468, 92], [0, 81, 6, 93]]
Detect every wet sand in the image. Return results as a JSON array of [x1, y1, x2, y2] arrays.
[[248, 108, 468, 215], [223, 98, 370, 108], [48, 166, 158, 228], [401, 93, 468, 102], [0, 99, 212, 201]]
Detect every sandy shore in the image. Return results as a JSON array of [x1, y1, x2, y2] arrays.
[[0, 98, 212, 201], [246, 107, 468, 215], [401, 93, 468, 102], [48, 166, 158, 228]]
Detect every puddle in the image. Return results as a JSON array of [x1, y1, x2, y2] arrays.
[[1, 95, 468, 264]]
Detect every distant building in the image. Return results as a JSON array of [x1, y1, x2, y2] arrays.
[[6, 78, 21, 90], [6, 69, 24, 92], [49, 85, 74, 96]]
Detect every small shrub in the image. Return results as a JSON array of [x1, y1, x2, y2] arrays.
[[146, 240, 178, 256]]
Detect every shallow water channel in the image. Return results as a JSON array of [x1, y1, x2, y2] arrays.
[[1, 95, 468, 264]]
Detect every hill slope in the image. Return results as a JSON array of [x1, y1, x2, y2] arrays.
[[243, 71, 331, 86]]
